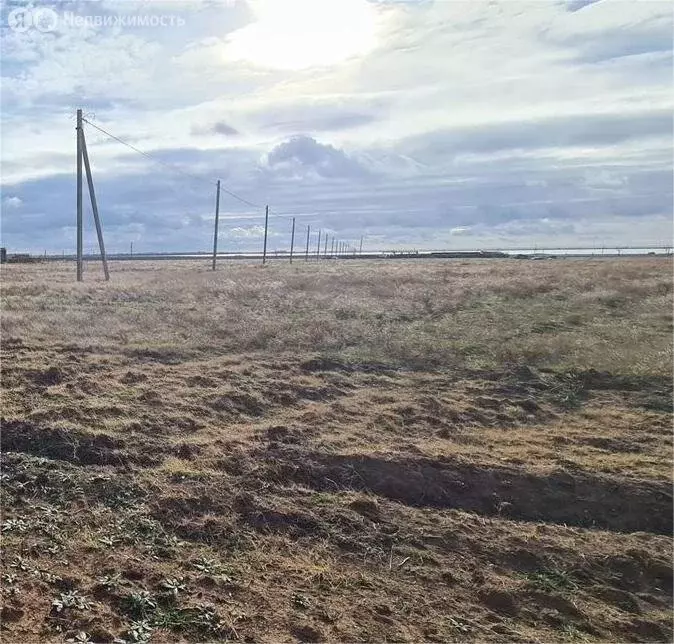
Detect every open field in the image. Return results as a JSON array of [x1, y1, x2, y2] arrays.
[[1, 257, 672, 643]]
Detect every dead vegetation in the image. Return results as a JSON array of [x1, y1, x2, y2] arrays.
[[1, 257, 672, 643]]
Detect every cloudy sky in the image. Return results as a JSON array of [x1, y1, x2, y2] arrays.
[[1, 0, 672, 254]]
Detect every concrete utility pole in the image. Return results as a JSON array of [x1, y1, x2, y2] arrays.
[[305, 225, 310, 261], [211, 180, 221, 270], [316, 229, 321, 260], [289, 217, 296, 264], [76, 109, 83, 281], [79, 115, 109, 280], [360, 236, 363, 255], [324, 234, 329, 257], [262, 205, 269, 265]]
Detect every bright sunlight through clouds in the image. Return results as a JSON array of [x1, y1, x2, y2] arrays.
[[223, 0, 381, 69]]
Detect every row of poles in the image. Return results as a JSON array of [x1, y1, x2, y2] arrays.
[[75, 109, 365, 281], [212, 195, 364, 270]]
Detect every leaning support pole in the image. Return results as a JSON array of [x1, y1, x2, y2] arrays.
[[262, 205, 269, 265], [289, 217, 296, 264], [76, 109, 83, 281], [305, 225, 310, 261], [211, 180, 221, 271], [80, 126, 110, 281]]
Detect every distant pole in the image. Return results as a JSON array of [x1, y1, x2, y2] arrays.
[[79, 124, 109, 281], [130, 241, 133, 256], [360, 236, 363, 255], [330, 238, 335, 257], [262, 205, 269, 265], [289, 217, 296, 264], [76, 109, 83, 281], [324, 234, 329, 258], [211, 180, 221, 271], [305, 225, 310, 261], [316, 229, 321, 261]]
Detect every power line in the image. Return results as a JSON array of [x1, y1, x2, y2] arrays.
[[82, 118, 262, 209]]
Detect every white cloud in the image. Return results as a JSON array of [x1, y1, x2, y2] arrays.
[[2, 196, 23, 209], [229, 225, 265, 238]]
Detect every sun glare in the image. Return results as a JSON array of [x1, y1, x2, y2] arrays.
[[224, 0, 380, 70]]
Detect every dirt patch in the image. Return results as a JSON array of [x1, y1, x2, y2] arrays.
[[1, 419, 160, 466], [260, 448, 673, 534]]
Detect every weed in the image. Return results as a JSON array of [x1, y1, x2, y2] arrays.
[[117, 619, 154, 643], [522, 568, 578, 594], [52, 591, 92, 613], [151, 604, 228, 637], [159, 577, 186, 598], [124, 591, 157, 618], [292, 593, 312, 609], [192, 556, 224, 575], [10, 556, 30, 572], [2, 518, 29, 533], [97, 573, 123, 590]]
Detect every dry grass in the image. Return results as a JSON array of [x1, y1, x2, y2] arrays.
[[1, 257, 672, 643], [2, 257, 672, 373]]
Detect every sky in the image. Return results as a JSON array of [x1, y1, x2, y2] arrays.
[[1, 0, 672, 254]]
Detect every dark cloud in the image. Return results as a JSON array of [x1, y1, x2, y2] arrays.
[[402, 109, 673, 158], [212, 121, 239, 136], [264, 135, 370, 179], [264, 111, 376, 134], [550, 4, 673, 64], [191, 121, 240, 137], [563, 0, 603, 13]]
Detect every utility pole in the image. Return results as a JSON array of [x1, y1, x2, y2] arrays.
[[130, 241, 133, 256], [262, 205, 269, 265], [359, 236, 363, 255], [211, 179, 221, 271], [316, 229, 321, 261], [330, 237, 335, 258], [305, 225, 310, 261], [289, 217, 296, 264], [76, 108, 83, 281], [79, 120, 109, 280], [324, 234, 329, 258]]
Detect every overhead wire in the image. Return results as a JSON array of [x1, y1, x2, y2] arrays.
[[82, 118, 262, 209]]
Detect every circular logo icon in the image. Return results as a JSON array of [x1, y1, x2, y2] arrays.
[[33, 7, 58, 32], [7, 7, 33, 32]]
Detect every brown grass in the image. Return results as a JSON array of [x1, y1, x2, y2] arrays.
[[1, 257, 672, 643], [2, 257, 672, 373]]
